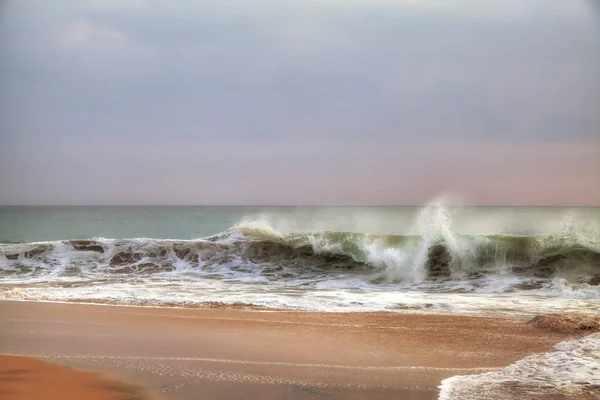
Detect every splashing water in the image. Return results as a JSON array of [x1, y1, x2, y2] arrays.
[[0, 204, 599, 315]]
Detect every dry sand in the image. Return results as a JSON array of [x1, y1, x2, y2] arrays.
[[0, 301, 576, 399]]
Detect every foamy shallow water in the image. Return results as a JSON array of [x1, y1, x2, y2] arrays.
[[2, 279, 599, 317], [439, 333, 600, 399]]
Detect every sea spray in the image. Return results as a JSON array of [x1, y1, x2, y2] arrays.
[[1, 204, 599, 314], [1, 228, 598, 286]]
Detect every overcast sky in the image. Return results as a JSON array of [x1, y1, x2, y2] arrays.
[[0, 0, 599, 206]]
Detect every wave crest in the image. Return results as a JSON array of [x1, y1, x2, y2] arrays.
[[1, 225, 598, 287]]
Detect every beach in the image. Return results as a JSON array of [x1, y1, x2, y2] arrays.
[[2, 0, 599, 393], [0, 354, 157, 400], [0, 301, 577, 399]]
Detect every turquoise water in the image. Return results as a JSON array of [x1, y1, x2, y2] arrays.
[[1, 206, 599, 243]]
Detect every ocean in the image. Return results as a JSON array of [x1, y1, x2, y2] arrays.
[[0, 204, 598, 316], [2, 204, 600, 398]]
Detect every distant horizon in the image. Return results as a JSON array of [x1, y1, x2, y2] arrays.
[[1, 204, 599, 208]]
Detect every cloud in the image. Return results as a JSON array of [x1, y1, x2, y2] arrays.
[[0, 0, 598, 205], [58, 20, 125, 47], [58, 21, 93, 46]]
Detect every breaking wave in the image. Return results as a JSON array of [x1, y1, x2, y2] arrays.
[[1, 203, 599, 312], [1, 223, 598, 286]]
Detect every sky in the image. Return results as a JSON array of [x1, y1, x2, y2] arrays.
[[0, 0, 599, 206]]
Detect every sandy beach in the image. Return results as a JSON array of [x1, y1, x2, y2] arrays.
[[0, 354, 157, 400], [0, 301, 578, 400]]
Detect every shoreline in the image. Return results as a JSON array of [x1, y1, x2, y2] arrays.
[[6, 295, 596, 320], [0, 296, 541, 318], [0, 300, 579, 399]]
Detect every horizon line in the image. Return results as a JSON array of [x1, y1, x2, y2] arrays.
[[0, 204, 598, 208]]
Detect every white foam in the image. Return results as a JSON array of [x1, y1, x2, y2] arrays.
[[546, 277, 600, 300], [1, 204, 599, 316], [362, 242, 417, 282], [438, 333, 600, 400]]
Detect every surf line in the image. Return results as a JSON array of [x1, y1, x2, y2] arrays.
[[2, 353, 500, 372]]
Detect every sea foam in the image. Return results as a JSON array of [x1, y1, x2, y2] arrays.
[[438, 333, 600, 400]]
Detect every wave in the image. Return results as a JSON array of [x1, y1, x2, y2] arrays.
[[1, 223, 599, 286]]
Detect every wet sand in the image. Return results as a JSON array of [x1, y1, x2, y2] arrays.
[[0, 301, 574, 400], [0, 354, 157, 400]]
